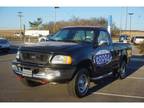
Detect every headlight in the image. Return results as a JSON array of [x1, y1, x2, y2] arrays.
[[16, 51, 20, 59], [51, 55, 72, 64]]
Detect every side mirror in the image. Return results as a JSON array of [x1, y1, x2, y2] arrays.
[[98, 40, 108, 46]]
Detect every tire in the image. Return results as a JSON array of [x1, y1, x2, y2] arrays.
[[67, 68, 90, 98], [112, 61, 127, 79], [119, 61, 127, 79], [21, 78, 41, 87]]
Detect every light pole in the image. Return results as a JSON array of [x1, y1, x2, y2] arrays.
[[120, 7, 123, 35], [128, 12, 134, 37], [18, 12, 23, 39], [125, 7, 128, 31], [54, 7, 59, 33]]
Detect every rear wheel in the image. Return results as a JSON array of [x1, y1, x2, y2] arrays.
[[67, 68, 90, 98], [112, 61, 127, 79], [119, 61, 127, 79]]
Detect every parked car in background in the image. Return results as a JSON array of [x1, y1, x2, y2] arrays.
[[38, 35, 48, 42], [38, 34, 54, 42], [14, 32, 21, 37], [0, 38, 10, 52], [131, 36, 144, 45], [119, 35, 129, 43]]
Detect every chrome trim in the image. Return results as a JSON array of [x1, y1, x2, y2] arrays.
[[91, 72, 112, 80], [12, 64, 60, 80]]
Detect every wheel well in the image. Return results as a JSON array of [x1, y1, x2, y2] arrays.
[[74, 60, 94, 76], [121, 55, 128, 63]]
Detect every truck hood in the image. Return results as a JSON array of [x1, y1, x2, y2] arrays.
[[20, 41, 87, 53]]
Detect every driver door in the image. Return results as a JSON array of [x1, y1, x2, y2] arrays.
[[93, 30, 113, 76]]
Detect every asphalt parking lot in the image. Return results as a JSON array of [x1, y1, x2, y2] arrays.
[[0, 42, 144, 102]]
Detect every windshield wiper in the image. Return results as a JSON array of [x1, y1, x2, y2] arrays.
[[48, 38, 58, 41], [48, 39, 84, 43], [60, 40, 81, 43]]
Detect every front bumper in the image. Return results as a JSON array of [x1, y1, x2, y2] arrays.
[[12, 60, 76, 83]]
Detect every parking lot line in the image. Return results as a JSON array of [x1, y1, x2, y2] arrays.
[[127, 76, 144, 80], [93, 92, 144, 99]]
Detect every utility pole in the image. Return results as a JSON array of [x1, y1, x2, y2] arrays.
[[125, 7, 128, 31], [128, 12, 134, 37], [23, 24, 26, 43], [54, 7, 59, 33], [120, 7, 123, 35], [18, 12, 23, 40]]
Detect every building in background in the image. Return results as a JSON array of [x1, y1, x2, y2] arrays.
[[25, 30, 49, 37]]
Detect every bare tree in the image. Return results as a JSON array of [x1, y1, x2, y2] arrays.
[[29, 17, 120, 36]]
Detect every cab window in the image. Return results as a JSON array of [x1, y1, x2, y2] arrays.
[[97, 30, 111, 46], [73, 30, 94, 42]]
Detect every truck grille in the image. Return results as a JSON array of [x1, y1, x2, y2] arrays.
[[21, 52, 50, 64]]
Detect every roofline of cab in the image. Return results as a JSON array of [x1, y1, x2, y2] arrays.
[[62, 26, 107, 31]]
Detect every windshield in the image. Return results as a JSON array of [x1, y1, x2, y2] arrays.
[[49, 28, 94, 42]]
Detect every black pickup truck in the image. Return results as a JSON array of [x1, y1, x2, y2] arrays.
[[12, 26, 132, 97]]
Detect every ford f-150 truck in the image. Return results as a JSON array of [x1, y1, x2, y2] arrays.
[[12, 26, 132, 97]]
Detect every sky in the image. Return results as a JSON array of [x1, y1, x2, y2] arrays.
[[0, 7, 144, 30]]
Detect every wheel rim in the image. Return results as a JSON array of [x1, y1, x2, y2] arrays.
[[120, 63, 126, 77], [77, 74, 89, 94]]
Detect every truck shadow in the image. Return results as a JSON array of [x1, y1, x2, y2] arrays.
[[126, 55, 144, 77], [87, 54, 144, 96]]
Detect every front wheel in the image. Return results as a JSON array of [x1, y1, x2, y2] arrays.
[[67, 68, 90, 98]]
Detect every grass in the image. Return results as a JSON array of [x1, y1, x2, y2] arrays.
[[137, 42, 144, 54], [0, 35, 38, 43]]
